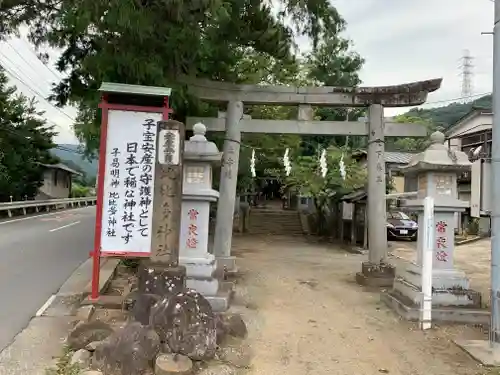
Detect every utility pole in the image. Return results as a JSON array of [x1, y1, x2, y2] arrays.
[[491, 0, 500, 344]]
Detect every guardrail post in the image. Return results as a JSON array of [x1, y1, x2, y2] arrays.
[[7, 210, 12, 218], [22, 207, 27, 215]]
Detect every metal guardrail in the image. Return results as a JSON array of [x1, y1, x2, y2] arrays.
[[0, 197, 97, 217]]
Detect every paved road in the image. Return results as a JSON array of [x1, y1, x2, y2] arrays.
[[0, 206, 95, 352]]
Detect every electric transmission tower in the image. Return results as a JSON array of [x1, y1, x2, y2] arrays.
[[459, 49, 474, 103]]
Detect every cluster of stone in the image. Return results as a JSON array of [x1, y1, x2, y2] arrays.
[[66, 285, 249, 375]]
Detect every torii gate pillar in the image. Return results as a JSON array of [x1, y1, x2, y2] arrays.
[[213, 101, 243, 272], [366, 104, 387, 263]]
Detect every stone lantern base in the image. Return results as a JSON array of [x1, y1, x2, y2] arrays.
[[179, 253, 234, 312], [216, 256, 238, 275], [381, 261, 488, 324]]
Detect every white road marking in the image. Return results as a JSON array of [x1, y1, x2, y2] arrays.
[[0, 206, 93, 226], [49, 221, 81, 232], [35, 294, 56, 317]]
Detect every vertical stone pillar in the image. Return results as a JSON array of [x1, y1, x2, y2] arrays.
[[367, 104, 388, 263], [213, 101, 243, 273], [356, 104, 393, 287], [138, 120, 186, 298]]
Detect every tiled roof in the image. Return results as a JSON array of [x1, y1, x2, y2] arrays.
[[353, 150, 415, 165], [40, 163, 82, 176], [384, 151, 415, 165]]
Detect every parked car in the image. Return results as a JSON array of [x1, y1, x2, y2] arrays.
[[387, 211, 418, 241]]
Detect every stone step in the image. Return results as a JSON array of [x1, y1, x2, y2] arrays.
[[250, 212, 299, 216], [249, 230, 304, 235], [250, 221, 302, 226]]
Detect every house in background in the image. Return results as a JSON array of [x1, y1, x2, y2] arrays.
[[445, 107, 492, 235], [352, 150, 416, 193], [37, 163, 82, 199]]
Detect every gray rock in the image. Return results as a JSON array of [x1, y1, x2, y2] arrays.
[[155, 354, 193, 375], [85, 341, 103, 352], [137, 262, 185, 297], [92, 322, 160, 375], [67, 321, 114, 350], [81, 371, 104, 375], [127, 292, 160, 325], [216, 313, 247, 342], [150, 289, 217, 361], [70, 349, 92, 368]]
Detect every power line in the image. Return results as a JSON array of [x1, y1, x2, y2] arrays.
[[3, 39, 61, 90], [422, 91, 491, 106], [17, 38, 64, 82], [0, 52, 76, 124]]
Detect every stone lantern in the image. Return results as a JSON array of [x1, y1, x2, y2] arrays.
[[383, 131, 486, 323], [179, 123, 231, 312]]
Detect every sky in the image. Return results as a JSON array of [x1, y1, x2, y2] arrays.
[[0, 0, 495, 145]]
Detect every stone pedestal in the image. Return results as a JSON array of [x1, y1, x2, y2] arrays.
[[382, 132, 486, 324], [355, 261, 395, 288], [179, 123, 233, 312]]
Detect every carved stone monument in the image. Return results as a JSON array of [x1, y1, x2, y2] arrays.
[[138, 120, 186, 300], [382, 131, 488, 323], [179, 123, 233, 311]]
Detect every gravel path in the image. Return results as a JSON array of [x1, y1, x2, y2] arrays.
[[230, 235, 486, 375]]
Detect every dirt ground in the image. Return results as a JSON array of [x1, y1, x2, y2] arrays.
[[230, 235, 489, 375]]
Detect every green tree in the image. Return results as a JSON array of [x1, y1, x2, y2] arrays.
[[0, 70, 57, 201], [300, 32, 366, 154], [387, 114, 437, 152], [0, 0, 347, 157], [281, 146, 366, 234]]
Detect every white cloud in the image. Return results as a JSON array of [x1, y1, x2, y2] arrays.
[[331, 0, 494, 116], [0, 0, 494, 142], [0, 35, 78, 145]]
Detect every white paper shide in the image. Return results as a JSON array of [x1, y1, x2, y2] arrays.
[[100, 110, 161, 255], [158, 129, 180, 165]]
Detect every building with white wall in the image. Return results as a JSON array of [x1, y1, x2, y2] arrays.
[[445, 107, 492, 235]]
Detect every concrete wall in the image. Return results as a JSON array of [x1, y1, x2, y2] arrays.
[[393, 176, 405, 193], [38, 168, 72, 199], [481, 161, 492, 213]]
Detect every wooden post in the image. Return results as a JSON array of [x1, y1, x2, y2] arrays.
[[351, 205, 357, 245]]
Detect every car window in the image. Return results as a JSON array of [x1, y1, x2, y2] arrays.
[[389, 211, 410, 220]]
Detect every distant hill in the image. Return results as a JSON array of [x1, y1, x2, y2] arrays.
[[51, 144, 98, 178], [403, 94, 492, 129]]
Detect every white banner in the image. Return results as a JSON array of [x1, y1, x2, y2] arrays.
[[100, 110, 162, 255]]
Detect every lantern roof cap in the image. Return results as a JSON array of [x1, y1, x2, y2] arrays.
[[184, 123, 221, 163], [400, 131, 471, 174]]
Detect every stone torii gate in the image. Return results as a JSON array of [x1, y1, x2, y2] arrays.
[[182, 77, 442, 284]]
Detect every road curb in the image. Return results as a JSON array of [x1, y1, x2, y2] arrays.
[[0, 257, 120, 375]]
